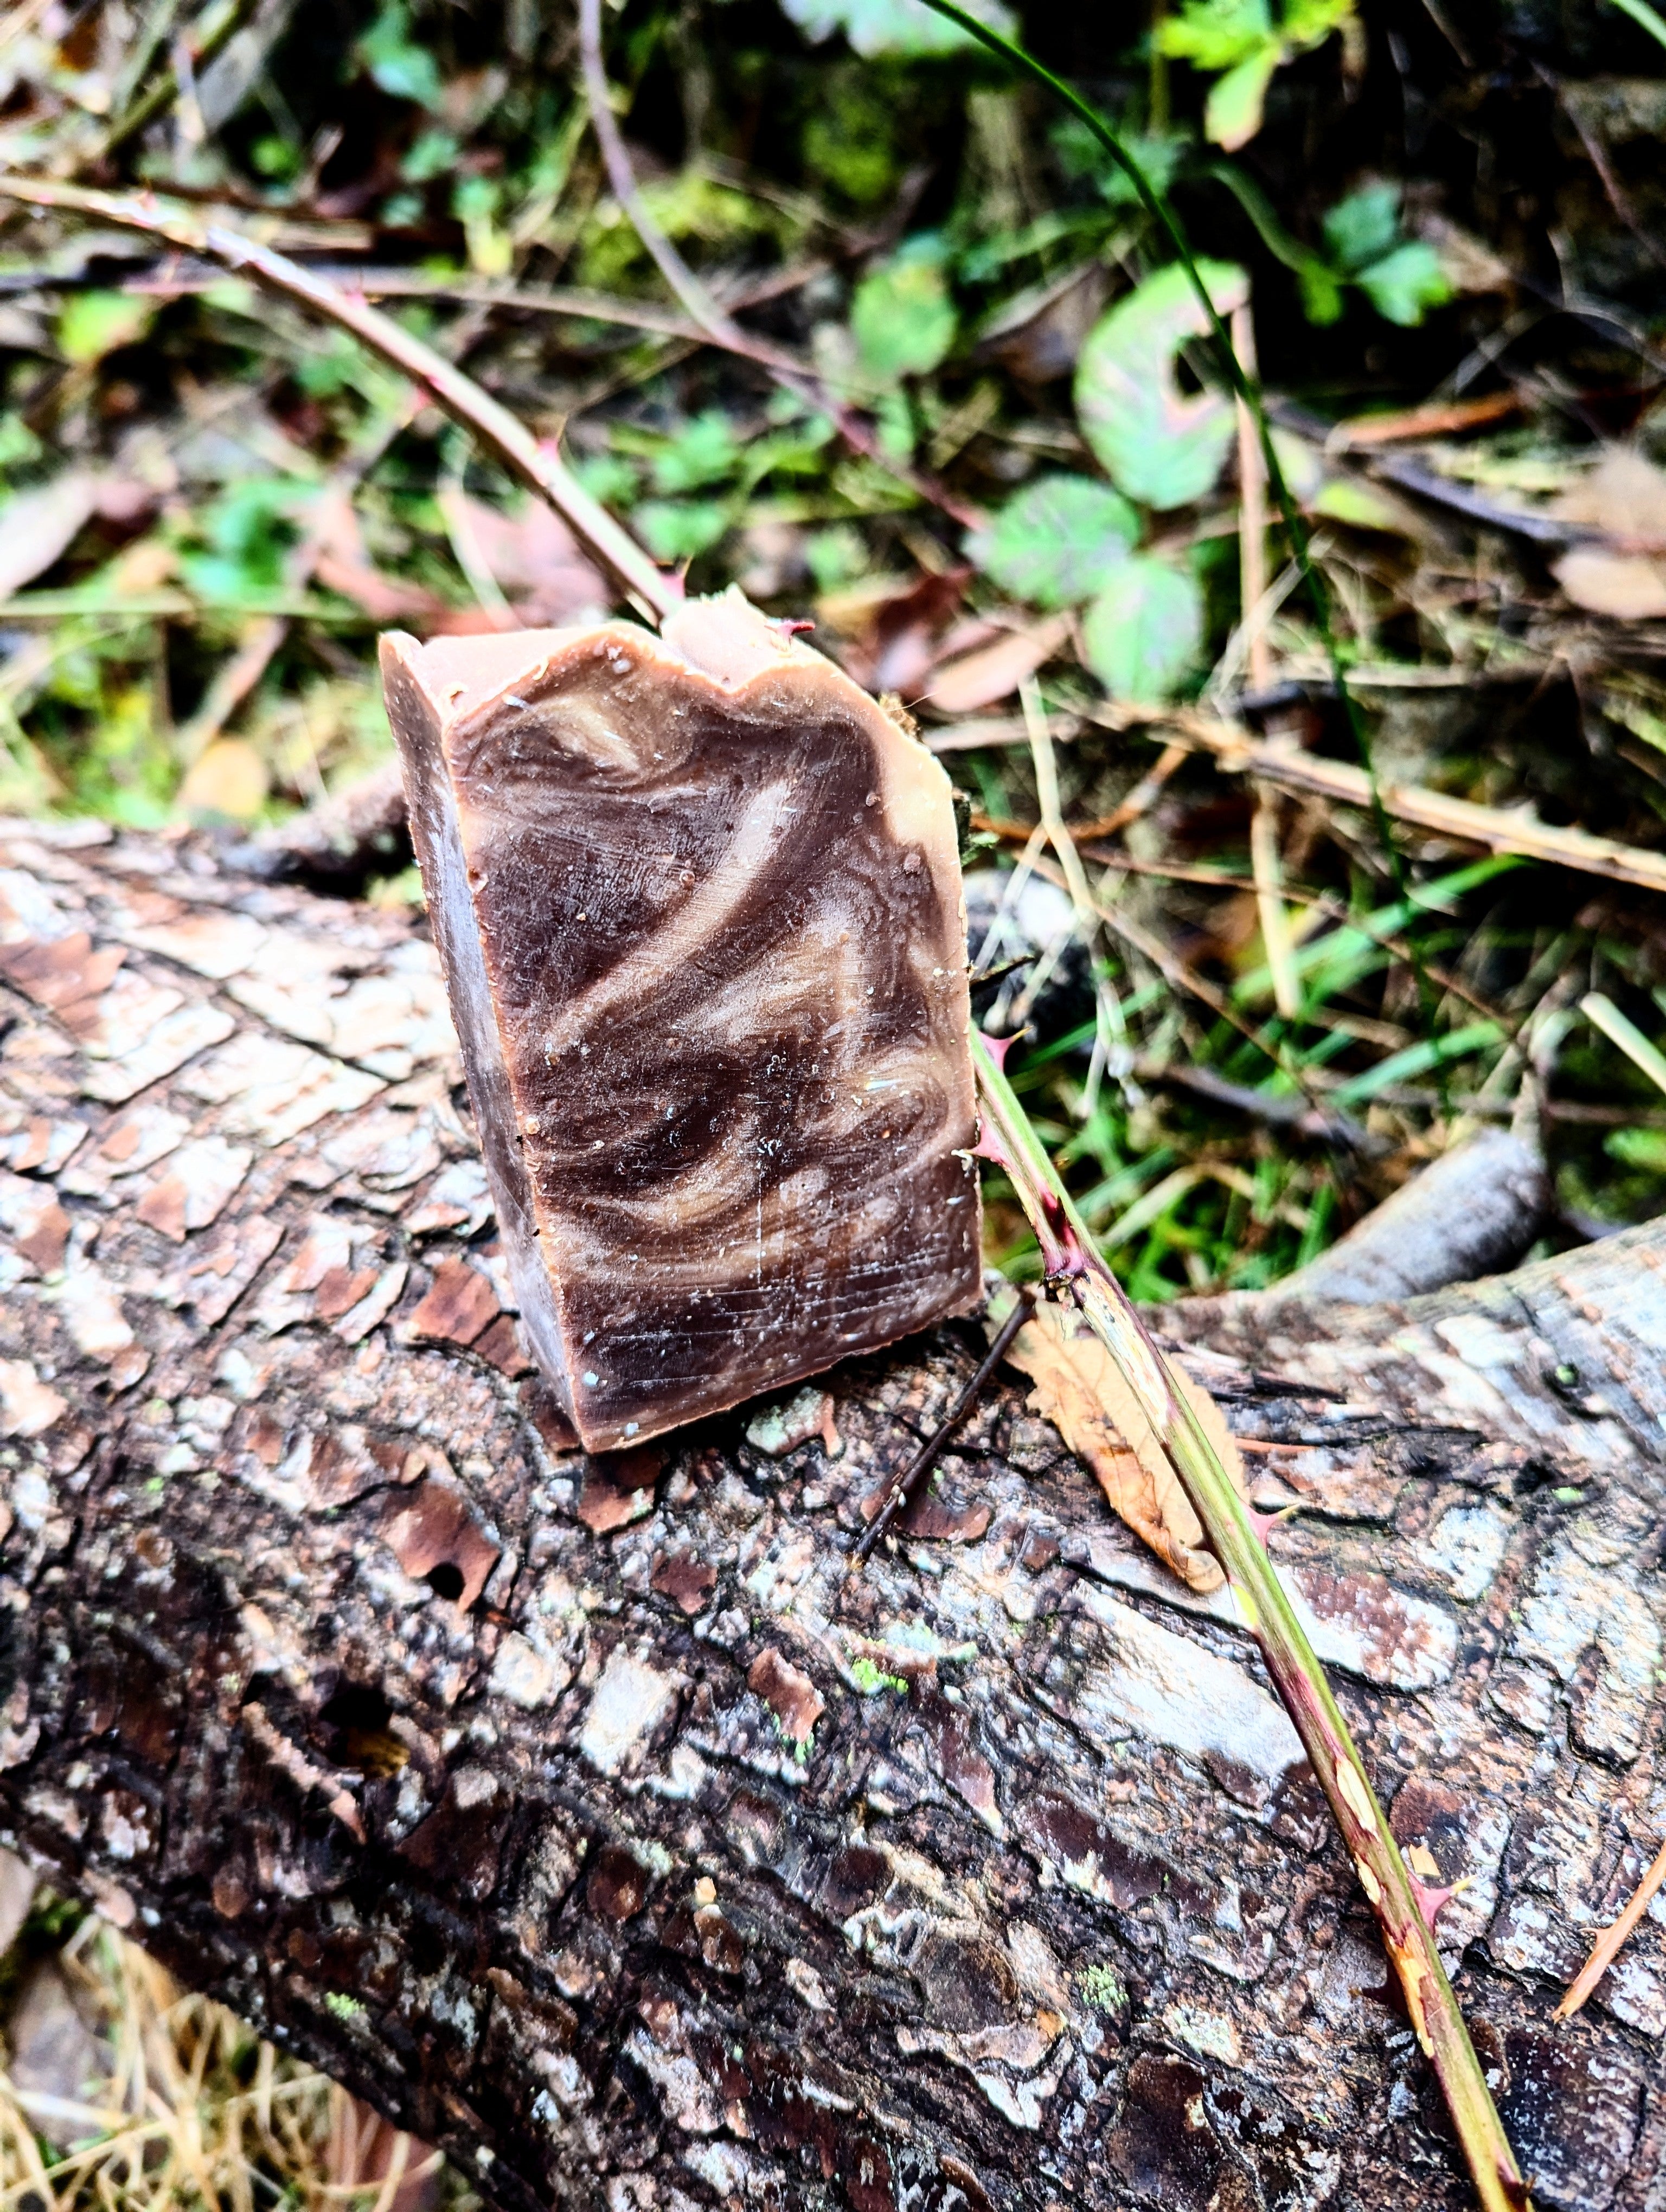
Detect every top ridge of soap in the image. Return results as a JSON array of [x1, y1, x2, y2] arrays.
[[381, 593, 981, 1452]]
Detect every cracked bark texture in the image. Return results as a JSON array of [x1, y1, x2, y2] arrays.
[[2, 818, 1665, 2212]]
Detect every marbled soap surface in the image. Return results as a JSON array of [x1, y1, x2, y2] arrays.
[[382, 600, 981, 1449]]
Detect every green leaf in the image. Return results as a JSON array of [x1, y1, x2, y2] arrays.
[[1080, 557, 1204, 700], [1157, 0, 1272, 69], [1284, 0, 1358, 50], [965, 474, 1139, 608], [1311, 476, 1415, 531], [1074, 260, 1248, 510], [57, 293, 154, 365], [1355, 240, 1453, 327], [1296, 260, 1345, 324], [1203, 42, 1280, 150], [778, 0, 1014, 59], [1321, 183, 1400, 273], [1607, 1127, 1666, 1174], [401, 129, 458, 182], [356, 3, 444, 108], [850, 243, 957, 384], [633, 499, 732, 564], [651, 411, 744, 494]]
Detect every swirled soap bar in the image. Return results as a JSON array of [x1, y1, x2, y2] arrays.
[[381, 592, 981, 1451]]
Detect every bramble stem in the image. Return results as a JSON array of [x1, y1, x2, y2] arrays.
[[0, 176, 678, 623], [972, 1034, 1530, 2212]]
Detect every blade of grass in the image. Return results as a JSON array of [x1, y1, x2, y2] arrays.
[[971, 1031, 1530, 2212], [1327, 1018, 1505, 1107], [1608, 0, 1666, 54], [1582, 990, 1666, 1099]]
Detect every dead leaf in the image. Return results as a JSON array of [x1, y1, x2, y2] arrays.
[[839, 567, 969, 695], [1552, 447, 1666, 617], [436, 489, 608, 627], [0, 1846, 34, 1956], [310, 489, 446, 622], [0, 471, 98, 600], [1003, 1296, 1244, 1593], [924, 615, 1072, 714], [6, 1957, 112, 2140], [327, 2089, 441, 2212], [979, 260, 1111, 384], [176, 739, 271, 822], [1554, 446, 1666, 541], [1554, 547, 1666, 620]]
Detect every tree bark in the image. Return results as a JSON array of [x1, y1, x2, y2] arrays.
[[2, 818, 1664, 2212]]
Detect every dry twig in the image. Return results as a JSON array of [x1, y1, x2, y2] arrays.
[[1087, 699, 1666, 896], [0, 176, 678, 621]]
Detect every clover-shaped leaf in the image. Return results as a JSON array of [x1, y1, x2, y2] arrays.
[[1074, 260, 1248, 511], [966, 474, 1139, 609], [1081, 556, 1203, 700]]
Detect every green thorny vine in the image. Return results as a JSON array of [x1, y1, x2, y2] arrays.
[[972, 1026, 1527, 2211]]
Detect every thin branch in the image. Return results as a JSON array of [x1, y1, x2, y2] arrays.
[[1086, 699, 1666, 897], [100, 0, 264, 161], [1555, 1835, 1666, 2021], [0, 176, 679, 623], [575, 0, 985, 531], [971, 1034, 1529, 2212], [853, 1287, 1035, 1564]]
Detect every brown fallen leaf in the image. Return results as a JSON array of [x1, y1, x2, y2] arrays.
[[1002, 1294, 1246, 1593], [436, 487, 608, 627], [1554, 547, 1666, 620], [176, 738, 271, 822], [924, 615, 1072, 715], [0, 471, 98, 599], [326, 2089, 441, 2212], [838, 567, 969, 695], [1553, 446, 1666, 618]]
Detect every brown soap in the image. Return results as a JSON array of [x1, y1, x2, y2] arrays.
[[380, 591, 981, 1451]]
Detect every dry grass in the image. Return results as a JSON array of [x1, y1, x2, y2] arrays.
[[0, 1899, 464, 2212]]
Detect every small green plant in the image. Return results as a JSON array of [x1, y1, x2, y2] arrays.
[[355, 2, 444, 108], [849, 1655, 908, 1695], [966, 260, 1246, 700], [1159, 0, 1358, 151], [324, 1990, 367, 2021], [1306, 182, 1453, 326]]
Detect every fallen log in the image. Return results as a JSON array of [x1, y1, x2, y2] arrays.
[[1, 818, 1663, 2212]]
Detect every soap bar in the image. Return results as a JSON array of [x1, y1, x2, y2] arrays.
[[381, 595, 981, 1451]]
